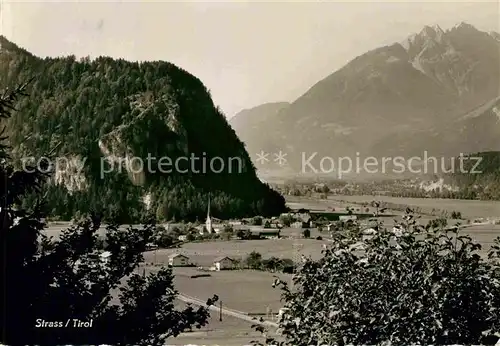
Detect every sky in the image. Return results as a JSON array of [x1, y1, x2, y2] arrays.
[[1, 1, 499, 118]]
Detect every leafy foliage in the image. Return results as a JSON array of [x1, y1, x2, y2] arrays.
[[302, 228, 310, 238], [0, 84, 217, 345], [446, 151, 500, 200], [252, 204, 500, 345]]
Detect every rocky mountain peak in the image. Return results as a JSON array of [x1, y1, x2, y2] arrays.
[[420, 24, 445, 42], [452, 21, 480, 32]]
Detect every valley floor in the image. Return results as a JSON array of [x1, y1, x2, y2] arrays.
[[43, 195, 500, 344]]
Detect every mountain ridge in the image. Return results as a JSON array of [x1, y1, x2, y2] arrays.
[[230, 22, 500, 174]]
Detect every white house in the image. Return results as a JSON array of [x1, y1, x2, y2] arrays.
[[339, 215, 357, 221], [168, 254, 189, 267], [213, 256, 234, 271], [99, 251, 112, 264]]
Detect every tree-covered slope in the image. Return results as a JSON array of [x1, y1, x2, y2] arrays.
[[443, 151, 500, 200], [0, 36, 286, 222]]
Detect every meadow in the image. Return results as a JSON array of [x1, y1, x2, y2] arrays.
[[327, 195, 500, 219], [166, 310, 268, 346], [143, 236, 328, 266]]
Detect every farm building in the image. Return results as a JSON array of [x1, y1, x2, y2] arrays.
[[213, 256, 235, 271], [291, 220, 309, 228], [168, 254, 190, 267], [255, 229, 281, 239]]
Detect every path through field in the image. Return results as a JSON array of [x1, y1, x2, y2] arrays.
[[177, 293, 278, 328]]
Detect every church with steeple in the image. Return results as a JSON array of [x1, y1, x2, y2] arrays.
[[205, 195, 212, 233]]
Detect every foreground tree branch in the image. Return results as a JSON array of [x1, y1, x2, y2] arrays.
[[0, 83, 217, 345]]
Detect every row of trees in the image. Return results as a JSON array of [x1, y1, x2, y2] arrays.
[[276, 163, 500, 201], [243, 252, 295, 273]]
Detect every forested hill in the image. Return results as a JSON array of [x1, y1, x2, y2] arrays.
[[444, 151, 500, 200], [0, 36, 286, 222]]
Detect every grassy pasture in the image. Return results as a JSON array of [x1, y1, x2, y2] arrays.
[[143, 237, 329, 267], [327, 195, 500, 219]]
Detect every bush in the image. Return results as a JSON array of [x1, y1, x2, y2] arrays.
[[253, 208, 500, 345], [245, 251, 262, 269], [236, 229, 252, 240], [154, 230, 175, 248], [0, 84, 217, 344], [251, 216, 263, 226], [279, 214, 293, 227], [222, 224, 234, 233]]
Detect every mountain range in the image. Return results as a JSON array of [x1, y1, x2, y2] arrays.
[[230, 23, 500, 177]]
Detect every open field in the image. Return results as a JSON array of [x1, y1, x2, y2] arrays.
[[112, 276, 273, 346], [285, 195, 500, 250], [42, 222, 140, 239], [143, 237, 328, 266], [328, 195, 500, 219], [137, 266, 286, 314], [286, 196, 348, 211], [286, 194, 500, 220], [286, 195, 398, 217], [167, 310, 269, 346], [171, 267, 289, 313]]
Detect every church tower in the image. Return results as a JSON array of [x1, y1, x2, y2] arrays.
[[205, 195, 212, 233]]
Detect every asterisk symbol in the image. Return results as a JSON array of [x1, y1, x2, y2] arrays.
[[274, 151, 287, 166], [255, 151, 270, 165]]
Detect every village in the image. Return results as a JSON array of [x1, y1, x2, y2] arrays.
[[144, 197, 373, 272]]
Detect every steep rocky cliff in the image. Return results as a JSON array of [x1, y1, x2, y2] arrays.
[[0, 36, 286, 222]]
